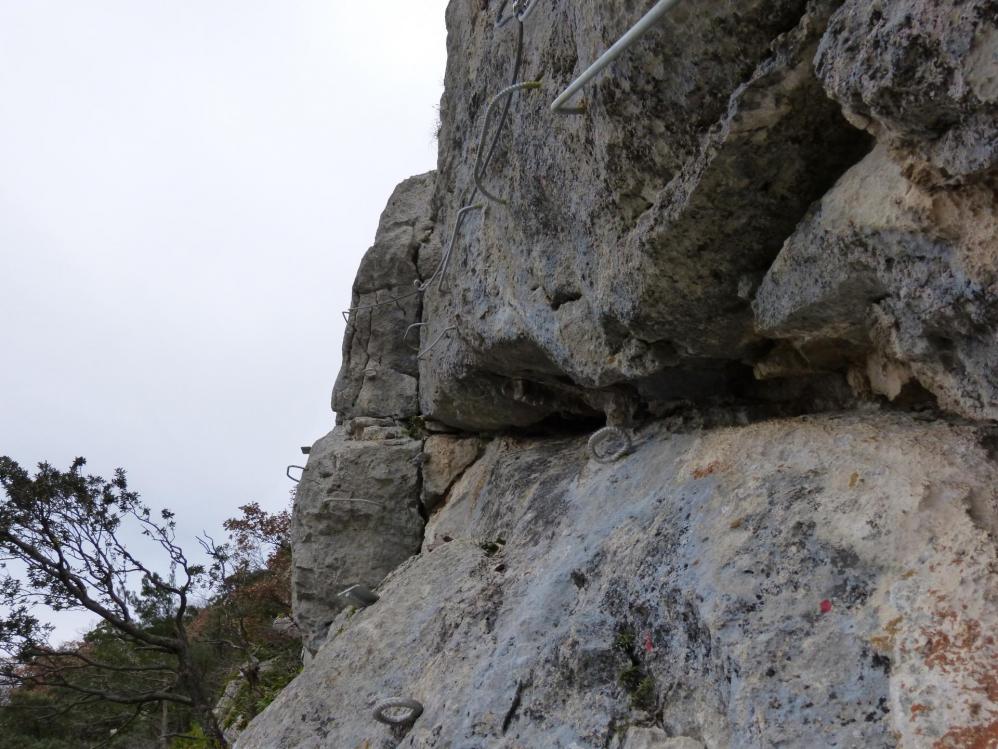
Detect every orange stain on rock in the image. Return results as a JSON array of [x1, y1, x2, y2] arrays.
[[932, 719, 998, 749], [691, 461, 723, 479], [922, 617, 982, 671]]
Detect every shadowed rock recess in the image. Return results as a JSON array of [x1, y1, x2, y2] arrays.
[[239, 0, 997, 747]]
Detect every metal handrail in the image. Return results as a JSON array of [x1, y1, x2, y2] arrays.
[[551, 0, 682, 115]]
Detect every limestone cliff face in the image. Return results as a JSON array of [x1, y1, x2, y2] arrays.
[[239, 1, 997, 747], [245, 415, 997, 748]]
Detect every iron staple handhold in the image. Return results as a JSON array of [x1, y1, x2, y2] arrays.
[[588, 426, 632, 463], [417, 326, 458, 360], [344, 2, 531, 372], [373, 698, 424, 726], [474, 81, 544, 206], [338, 584, 380, 607], [495, 0, 541, 28]]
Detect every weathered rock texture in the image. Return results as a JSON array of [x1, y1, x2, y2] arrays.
[[418, 0, 873, 430], [242, 414, 998, 748], [816, 0, 998, 182], [751, 0, 998, 424], [292, 170, 439, 654], [410, 0, 998, 430], [244, 0, 997, 746], [334, 172, 436, 421], [755, 143, 998, 421], [292, 423, 424, 654], [421, 434, 484, 511]]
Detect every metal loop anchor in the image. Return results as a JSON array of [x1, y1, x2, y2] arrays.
[[373, 698, 424, 726], [587, 426, 632, 463], [403, 322, 428, 352], [418, 326, 457, 360]]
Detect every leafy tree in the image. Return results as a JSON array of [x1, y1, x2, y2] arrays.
[[222, 501, 290, 577], [189, 502, 295, 726], [0, 457, 229, 747]]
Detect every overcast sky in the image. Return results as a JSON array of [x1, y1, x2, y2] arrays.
[[0, 0, 449, 641]]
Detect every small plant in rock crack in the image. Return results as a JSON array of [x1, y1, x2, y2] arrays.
[[614, 630, 636, 653], [619, 664, 643, 691], [614, 625, 657, 711], [618, 665, 657, 711], [402, 416, 427, 440], [631, 675, 656, 711]]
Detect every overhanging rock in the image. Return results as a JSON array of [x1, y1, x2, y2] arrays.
[[418, 0, 870, 430], [816, 0, 998, 182], [754, 143, 998, 420]]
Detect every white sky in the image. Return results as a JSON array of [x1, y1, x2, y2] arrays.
[[0, 0, 449, 642]]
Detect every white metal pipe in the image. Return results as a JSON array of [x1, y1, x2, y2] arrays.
[[551, 0, 683, 114]]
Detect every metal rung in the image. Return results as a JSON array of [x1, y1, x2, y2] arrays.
[[338, 584, 380, 608]]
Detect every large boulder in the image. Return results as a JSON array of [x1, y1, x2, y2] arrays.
[[416, 0, 870, 430], [239, 413, 998, 748], [333, 171, 437, 421], [754, 143, 998, 420], [291, 423, 424, 653], [816, 0, 998, 181]]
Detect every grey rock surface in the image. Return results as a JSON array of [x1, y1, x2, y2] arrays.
[[618, 730, 704, 749], [333, 171, 436, 420], [421, 434, 483, 511], [262, 1, 998, 746], [816, 0, 998, 181], [240, 413, 998, 748], [291, 424, 424, 654], [270, 615, 300, 638], [416, 0, 870, 430], [214, 676, 246, 747], [754, 143, 998, 420]]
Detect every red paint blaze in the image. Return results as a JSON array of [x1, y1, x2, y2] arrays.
[[820, 599, 833, 614]]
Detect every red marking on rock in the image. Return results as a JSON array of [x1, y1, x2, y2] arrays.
[[643, 631, 654, 654], [820, 599, 833, 614]]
